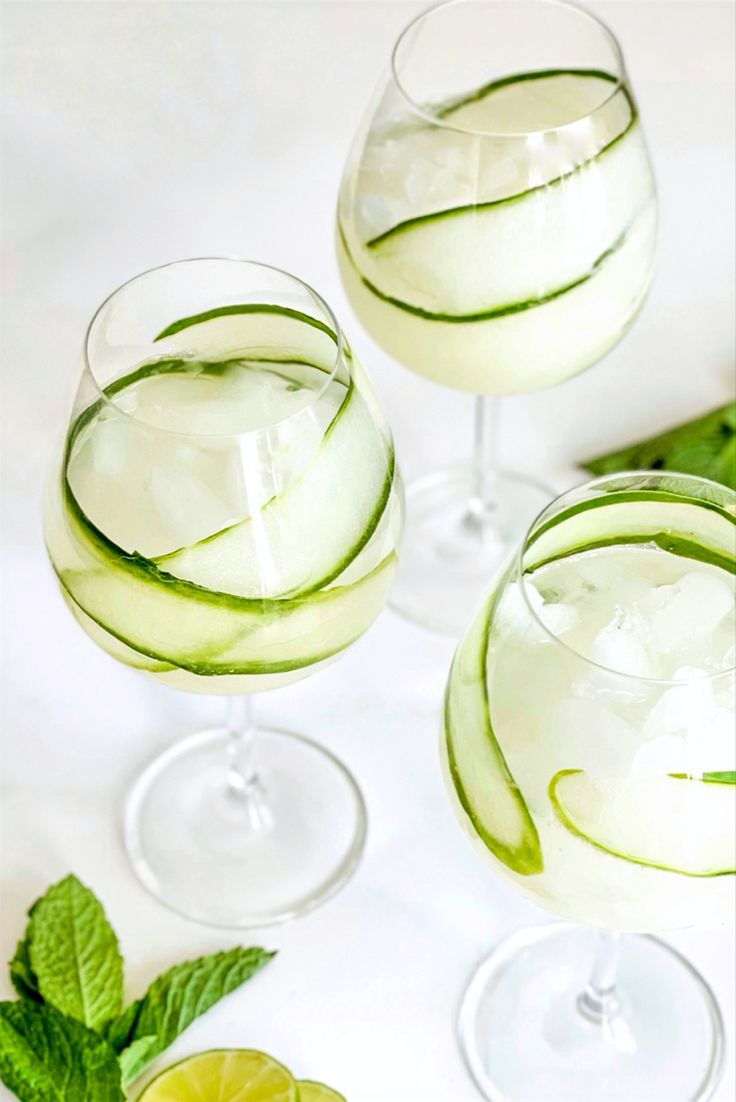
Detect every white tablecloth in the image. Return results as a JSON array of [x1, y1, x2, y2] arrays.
[[1, 2, 734, 1099]]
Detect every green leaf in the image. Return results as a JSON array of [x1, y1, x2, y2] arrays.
[[28, 875, 123, 1030], [0, 1001, 124, 1102], [582, 402, 736, 491], [110, 947, 274, 1080], [704, 771, 736, 784], [10, 936, 41, 1003], [118, 1035, 159, 1086]]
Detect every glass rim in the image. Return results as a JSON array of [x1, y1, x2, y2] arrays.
[[82, 256, 347, 441], [390, 0, 629, 139], [515, 470, 736, 685]]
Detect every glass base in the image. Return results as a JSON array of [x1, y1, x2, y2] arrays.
[[458, 924, 724, 1102], [123, 727, 367, 928], [390, 465, 553, 636]]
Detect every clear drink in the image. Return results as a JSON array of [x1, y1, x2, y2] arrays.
[[44, 259, 402, 927], [46, 296, 401, 696], [445, 544, 735, 932], [335, 0, 659, 638], [443, 472, 735, 1101], [338, 69, 656, 394]]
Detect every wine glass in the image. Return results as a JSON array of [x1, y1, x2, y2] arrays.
[[44, 258, 403, 927], [337, 0, 657, 635], [443, 471, 735, 1100]]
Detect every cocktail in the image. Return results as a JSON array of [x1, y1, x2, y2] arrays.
[[443, 471, 735, 1099], [44, 258, 402, 926], [337, 0, 657, 633]]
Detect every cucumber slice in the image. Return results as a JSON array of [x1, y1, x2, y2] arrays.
[[342, 71, 650, 320], [54, 539, 396, 677], [154, 303, 340, 374], [67, 304, 395, 599], [355, 141, 648, 321], [52, 302, 398, 676], [524, 489, 736, 575], [437, 68, 624, 134], [549, 769, 736, 877], [61, 587, 174, 673], [156, 377, 395, 598], [444, 579, 543, 875], [337, 203, 656, 394]]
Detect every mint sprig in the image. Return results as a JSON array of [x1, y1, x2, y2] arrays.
[[582, 401, 736, 490], [9, 937, 40, 1004], [28, 874, 124, 1031], [0, 1001, 124, 1102], [1, 875, 275, 1100], [107, 947, 275, 1084]]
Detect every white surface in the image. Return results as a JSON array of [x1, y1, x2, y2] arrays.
[[0, 2, 734, 1100]]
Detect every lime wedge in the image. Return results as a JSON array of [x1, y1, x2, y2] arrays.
[[297, 1082, 347, 1102], [138, 1050, 297, 1102]]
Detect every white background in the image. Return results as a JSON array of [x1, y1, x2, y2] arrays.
[[0, 1, 734, 1100]]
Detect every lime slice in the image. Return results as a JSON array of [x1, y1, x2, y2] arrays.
[[138, 1050, 297, 1102], [297, 1082, 347, 1102]]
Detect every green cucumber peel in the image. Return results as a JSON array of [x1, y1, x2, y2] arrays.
[[525, 532, 736, 577], [55, 551, 397, 676], [435, 66, 620, 120], [524, 487, 735, 576], [365, 68, 637, 250], [154, 302, 338, 344], [527, 488, 736, 548], [445, 574, 544, 876], [549, 769, 736, 878], [153, 382, 396, 599], [62, 306, 394, 605], [339, 219, 635, 324]]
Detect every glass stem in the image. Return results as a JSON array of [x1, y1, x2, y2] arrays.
[[224, 696, 272, 832], [467, 394, 501, 536], [577, 931, 622, 1025]]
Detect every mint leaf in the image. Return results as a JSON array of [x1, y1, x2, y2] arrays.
[[118, 1035, 159, 1087], [582, 402, 736, 490], [28, 875, 123, 1030], [0, 1001, 124, 1102], [110, 947, 274, 1081], [10, 936, 41, 1003]]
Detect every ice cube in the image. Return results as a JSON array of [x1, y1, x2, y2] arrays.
[[632, 734, 690, 777], [645, 571, 734, 655], [495, 581, 546, 641], [538, 601, 578, 636], [643, 673, 712, 742], [89, 417, 129, 478], [592, 606, 660, 679], [547, 697, 641, 778], [149, 465, 236, 551], [642, 669, 736, 776]]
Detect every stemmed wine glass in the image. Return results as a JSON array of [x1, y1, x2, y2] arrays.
[[337, 0, 657, 634], [443, 471, 735, 1100], [44, 258, 403, 927]]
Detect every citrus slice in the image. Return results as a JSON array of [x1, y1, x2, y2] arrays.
[[297, 1082, 347, 1102], [138, 1050, 297, 1102]]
